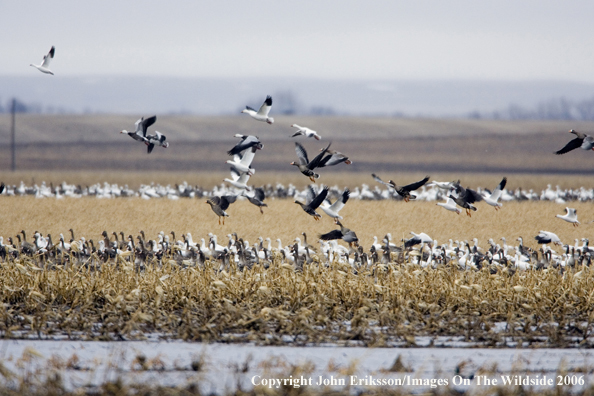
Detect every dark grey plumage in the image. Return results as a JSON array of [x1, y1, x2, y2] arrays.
[[291, 142, 331, 182], [294, 185, 329, 220]]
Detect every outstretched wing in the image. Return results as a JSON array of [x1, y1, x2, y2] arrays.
[[555, 137, 582, 155], [307, 142, 331, 170], [253, 187, 266, 202], [257, 95, 272, 116], [402, 175, 430, 192], [308, 186, 329, 210], [220, 195, 238, 210], [463, 188, 484, 203], [41, 46, 55, 67], [147, 143, 155, 154], [140, 115, 157, 137], [319, 229, 344, 241], [329, 188, 350, 212], [228, 135, 261, 156], [489, 177, 507, 201], [294, 142, 310, 165], [372, 173, 392, 187]]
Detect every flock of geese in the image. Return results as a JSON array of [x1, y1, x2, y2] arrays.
[[19, 46, 593, 271], [1, 227, 592, 274]]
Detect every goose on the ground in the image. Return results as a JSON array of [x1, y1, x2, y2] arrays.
[[291, 142, 331, 182], [294, 185, 329, 220], [243, 187, 267, 214], [483, 177, 507, 210], [372, 174, 430, 202], [241, 95, 274, 124], [30, 46, 55, 75], [556, 207, 579, 226], [319, 187, 349, 219], [319, 219, 359, 247], [121, 115, 157, 146], [555, 129, 594, 155], [436, 197, 461, 214], [535, 230, 562, 245], [227, 134, 263, 156], [206, 195, 238, 225], [145, 131, 169, 153], [290, 124, 321, 140]]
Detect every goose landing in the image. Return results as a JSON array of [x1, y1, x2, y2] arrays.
[[556, 207, 579, 227]]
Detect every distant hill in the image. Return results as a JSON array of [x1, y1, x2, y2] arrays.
[[2, 76, 594, 117], [0, 115, 594, 174]]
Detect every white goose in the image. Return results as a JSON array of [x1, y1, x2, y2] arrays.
[[556, 207, 579, 226], [226, 147, 257, 176], [121, 115, 156, 144], [483, 177, 507, 210], [290, 124, 321, 140], [436, 197, 461, 214], [30, 46, 55, 75], [241, 95, 274, 124], [224, 166, 251, 190], [319, 188, 350, 219]]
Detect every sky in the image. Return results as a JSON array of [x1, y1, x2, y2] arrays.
[[3, 0, 594, 82]]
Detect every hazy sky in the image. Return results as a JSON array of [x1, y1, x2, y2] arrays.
[[2, 1, 594, 82]]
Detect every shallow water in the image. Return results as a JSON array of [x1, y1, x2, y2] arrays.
[[1, 340, 592, 394]]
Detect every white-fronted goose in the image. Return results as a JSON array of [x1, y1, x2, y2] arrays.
[[319, 219, 359, 247], [555, 129, 594, 155], [372, 174, 430, 202], [206, 195, 238, 225], [243, 187, 268, 214], [319, 149, 352, 167], [290, 124, 321, 140], [556, 207, 579, 226], [319, 187, 349, 219], [30, 46, 55, 75], [241, 95, 274, 124], [291, 142, 331, 182], [449, 182, 483, 217], [483, 177, 507, 210], [227, 134, 263, 156], [294, 185, 329, 220]]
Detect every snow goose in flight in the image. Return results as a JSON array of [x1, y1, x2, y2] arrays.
[[226, 146, 257, 176], [436, 197, 461, 214], [30, 46, 55, 75], [290, 124, 321, 140], [224, 166, 251, 191], [291, 142, 332, 182], [372, 174, 430, 202], [241, 95, 274, 124], [319, 187, 350, 219], [294, 185, 329, 221], [555, 129, 594, 155], [404, 232, 433, 248], [145, 131, 169, 153], [227, 134, 263, 156], [556, 207, 579, 226], [483, 177, 507, 210], [121, 115, 156, 145], [206, 195, 238, 225], [535, 230, 562, 246]]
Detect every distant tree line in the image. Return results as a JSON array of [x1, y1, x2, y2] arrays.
[[468, 96, 594, 121]]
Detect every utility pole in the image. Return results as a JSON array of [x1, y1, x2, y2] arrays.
[[10, 98, 16, 171]]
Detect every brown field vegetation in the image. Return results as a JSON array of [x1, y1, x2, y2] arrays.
[[0, 196, 592, 249]]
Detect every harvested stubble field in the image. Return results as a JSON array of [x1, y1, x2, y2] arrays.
[[0, 179, 594, 348]]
